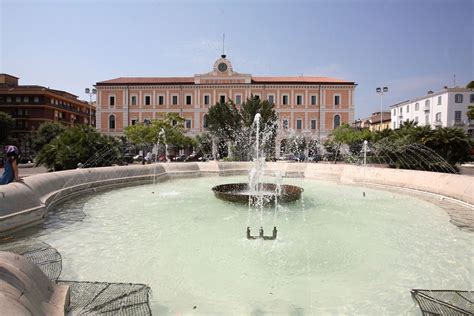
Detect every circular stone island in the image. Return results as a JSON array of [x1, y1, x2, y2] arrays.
[[212, 183, 304, 205]]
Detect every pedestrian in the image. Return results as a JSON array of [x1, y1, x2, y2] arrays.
[[0, 145, 20, 185]]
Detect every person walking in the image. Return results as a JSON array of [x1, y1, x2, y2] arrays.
[[0, 145, 20, 185]]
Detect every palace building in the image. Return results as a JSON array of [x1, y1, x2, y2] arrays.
[[95, 55, 356, 156]]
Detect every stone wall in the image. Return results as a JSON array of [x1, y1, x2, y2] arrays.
[[0, 162, 472, 236]]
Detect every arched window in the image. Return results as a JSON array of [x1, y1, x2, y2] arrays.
[[109, 115, 116, 129], [333, 114, 341, 128]]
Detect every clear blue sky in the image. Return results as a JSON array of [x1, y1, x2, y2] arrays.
[[1, 0, 472, 119]]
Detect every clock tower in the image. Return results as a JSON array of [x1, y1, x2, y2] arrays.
[[194, 55, 251, 84]]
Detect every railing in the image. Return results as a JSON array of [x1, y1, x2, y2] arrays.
[[452, 120, 465, 126]]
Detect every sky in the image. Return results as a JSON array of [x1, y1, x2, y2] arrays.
[[1, 0, 472, 119]]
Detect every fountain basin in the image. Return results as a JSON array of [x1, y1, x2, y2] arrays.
[[212, 183, 303, 205]]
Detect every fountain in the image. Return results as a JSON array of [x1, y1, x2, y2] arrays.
[[159, 128, 170, 163], [212, 113, 304, 206], [0, 116, 472, 314]]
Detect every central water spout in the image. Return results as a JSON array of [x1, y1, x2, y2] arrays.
[[159, 128, 170, 163]]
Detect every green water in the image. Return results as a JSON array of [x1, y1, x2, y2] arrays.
[[41, 176, 473, 315]]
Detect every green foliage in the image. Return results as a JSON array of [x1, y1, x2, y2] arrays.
[[124, 113, 194, 150], [36, 125, 122, 171], [194, 132, 212, 156], [32, 121, 66, 152], [326, 122, 472, 171], [467, 105, 474, 120], [205, 95, 278, 160], [205, 100, 241, 142], [0, 112, 15, 145]]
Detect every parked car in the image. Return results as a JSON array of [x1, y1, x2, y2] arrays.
[[279, 154, 298, 162]]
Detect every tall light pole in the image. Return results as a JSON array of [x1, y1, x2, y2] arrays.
[[376, 86, 388, 131], [85, 87, 97, 127]]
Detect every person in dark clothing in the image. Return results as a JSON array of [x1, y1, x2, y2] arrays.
[[0, 145, 20, 185]]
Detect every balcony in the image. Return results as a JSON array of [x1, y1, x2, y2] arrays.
[[424, 105, 430, 112], [452, 120, 465, 126]]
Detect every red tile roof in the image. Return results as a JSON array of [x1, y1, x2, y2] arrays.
[[251, 76, 354, 84], [97, 77, 194, 85], [97, 76, 354, 85]]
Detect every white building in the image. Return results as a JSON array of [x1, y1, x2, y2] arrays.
[[389, 87, 474, 136]]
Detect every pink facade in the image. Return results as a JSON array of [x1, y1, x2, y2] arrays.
[[96, 56, 356, 154]]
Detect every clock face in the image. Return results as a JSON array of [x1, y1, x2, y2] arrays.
[[218, 62, 228, 72]]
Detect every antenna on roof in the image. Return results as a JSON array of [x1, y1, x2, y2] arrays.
[[453, 74, 456, 87], [221, 33, 226, 58]]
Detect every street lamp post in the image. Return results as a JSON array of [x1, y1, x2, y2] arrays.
[[376, 86, 388, 131], [85, 87, 97, 127]]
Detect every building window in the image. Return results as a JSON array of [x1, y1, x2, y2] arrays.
[[145, 95, 151, 106], [282, 95, 289, 105], [414, 116, 418, 123], [296, 95, 303, 105], [415, 102, 419, 111], [15, 97, 21, 103], [425, 100, 430, 107], [393, 109, 396, 115], [23, 97, 29, 103], [185, 119, 192, 129], [109, 96, 115, 107], [333, 114, 341, 128], [203, 115, 208, 128], [219, 95, 226, 104], [172, 95, 178, 105], [282, 119, 289, 129], [109, 115, 116, 129], [131, 95, 137, 105], [310, 119, 317, 130], [204, 95, 210, 105], [185, 95, 192, 105], [334, 95, 340, 106], [131, 119, 138, 125], [470, 94, 474, 103], [454, 111, 462, 122], [435, 112, 441, 122], [438, 96, 442, 105], [235, 95, 242, 105], [400, 107, 403, 114], [311, 95, 317, 105], [7, 97, 12, 103], [455, 94, 463, 103], [158, 95, 164, 105], [425, 114, 429, 125], [406, 105, 410, 113], [393, 122, 397, 129], [267, 95, 274, 104], [296, 119, 302, 129]]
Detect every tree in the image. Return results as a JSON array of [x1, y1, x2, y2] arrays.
[[195, 132, 212, 157], [124, 113, 195, 155], [0, 112, 14, 145], [466, 105, 474, 121], [205, 100, 241, 143], [36, 125, 122, 171], [239, 96, 278, 159], [32, 121, 66, 152]]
